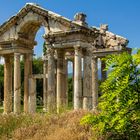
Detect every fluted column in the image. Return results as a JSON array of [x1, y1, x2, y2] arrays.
[[72, 60, 74, 106], [14, 53, 21, 114], [29, 78, 36, 114], [24, 53, 32, 113], [64, 59, 68, 107], [56, 50, 66, 113], [47, 48, 56, 113], [91, 57, 98, 111], [74, 47, 82, 109], [43, 59, 48, 112], [83, 55, 92, 110], [101, 59, 107, 82], [4, 55, 13, 114]]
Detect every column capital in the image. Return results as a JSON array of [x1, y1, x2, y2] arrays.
[[74, 45, 81, 50], [74, 46, 82, 56], [92, 55, 98, 60], [47, 48, 55, 56], [14, 53, 20, 60], [4, 55, 13, 62]]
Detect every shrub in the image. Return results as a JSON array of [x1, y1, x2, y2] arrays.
[[81, 50, 140, 139]]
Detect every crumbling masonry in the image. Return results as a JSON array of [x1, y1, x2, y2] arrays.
[[0, 3, 131, 114]]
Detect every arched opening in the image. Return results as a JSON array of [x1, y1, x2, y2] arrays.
[[33, 27, 45, 111], [18, 20, 47, 112]]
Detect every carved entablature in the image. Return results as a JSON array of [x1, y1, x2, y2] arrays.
[[74, 13, 88, 27], [103, 31, 128, 48], [94, 25, 129, 49], [0, 3, 78, 43], [0, 3, 130, 56], [44, 28, 99, 49], [47, 48, 55, 56]]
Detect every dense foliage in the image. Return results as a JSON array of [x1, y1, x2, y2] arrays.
[[81, 51, 140, 139]]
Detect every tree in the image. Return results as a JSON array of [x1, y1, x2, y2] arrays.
[[81, 51, 140, 139]]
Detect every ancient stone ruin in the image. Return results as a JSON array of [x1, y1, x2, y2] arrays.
[[0, 3, 131, 114]]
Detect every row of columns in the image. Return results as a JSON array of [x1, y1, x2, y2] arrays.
[[47, 47, 107, 113], [3, 53, 33, 114], [3, 47, 106, 114]]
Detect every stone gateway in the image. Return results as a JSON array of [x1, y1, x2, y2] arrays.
[[0, 3, 131, 114]]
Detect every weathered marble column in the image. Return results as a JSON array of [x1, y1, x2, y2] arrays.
[[101, 59, 107, 82], [56, 50, 66, 113], [91, 57, 98, 111], [47, 48, 56, 113], [64, 59, 68, 107], [4, 55, 13, 114], [43, 59, 48, 112], [24, 53, 32, 113], [74, 47, 82, 109], [14, 53, 21, 114], [29, 78, 36, 114], [72, 60, 74, 105], [83, 55, 92, 110]]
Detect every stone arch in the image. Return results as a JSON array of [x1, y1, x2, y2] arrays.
[[16, 13, 49, 41], [0, 3, 130, 114]]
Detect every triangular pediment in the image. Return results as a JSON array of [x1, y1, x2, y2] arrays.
[[0, 3, 129, 53], [0, 3, 80, 42]]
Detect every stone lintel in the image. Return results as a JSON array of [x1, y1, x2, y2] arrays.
[[89, 47, 132, 58], [0, 48, 33, 55], [44, 30, 98, 46], [47, 41, 93, 50], [44, 28, 98, 38], [0, 38, 36, 47]]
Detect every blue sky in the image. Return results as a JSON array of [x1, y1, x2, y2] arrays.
[[0, 0, 140, 57]]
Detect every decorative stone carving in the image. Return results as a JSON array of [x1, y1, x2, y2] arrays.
[[74, 13, 88, 27], [100, 24, 108, 34], [0, 3, 131, 114], [47, 48, 55, 56]]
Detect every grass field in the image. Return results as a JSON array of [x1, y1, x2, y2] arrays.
[[0, 110, 92, 140]]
